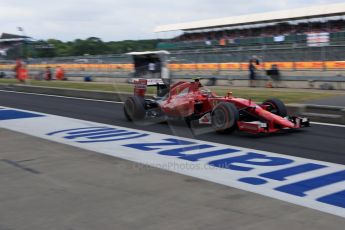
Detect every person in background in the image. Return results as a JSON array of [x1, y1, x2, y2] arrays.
[[18, 64, 28, 83], [13, 59, 22, 80], [45, 66, 52, 80], [248, 56, 260, 87], [55, 66, 65, 80], [219, 38, 226, 46], [248, 59, 257, 87]]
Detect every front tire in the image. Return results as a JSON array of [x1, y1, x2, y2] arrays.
[[262, 98, 287, 117], [211, 102, 239, 133], [124, 96, 146, 121]]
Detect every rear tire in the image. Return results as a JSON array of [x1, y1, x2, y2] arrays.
[[262, 98, 287, 117], [211, 102, 239, 133], [124, 96, 146, 121]]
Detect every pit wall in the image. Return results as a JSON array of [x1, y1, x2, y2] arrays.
[[1, 62, 345, 90]]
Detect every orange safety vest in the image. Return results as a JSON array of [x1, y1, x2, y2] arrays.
[[55, 68, 65, 80], [14, 60, 22, 79], [18, 67, 28, 81]]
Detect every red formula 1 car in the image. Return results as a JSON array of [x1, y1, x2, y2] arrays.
[[124, 79, 310, 134]]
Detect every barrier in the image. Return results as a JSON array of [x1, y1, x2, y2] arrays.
[[168, 63, 181, 70], [325, 61, 345, 70], [264, 62, 294, 70], [0, 64, 14, 70], [180, 64, 197, 70], [295, 62, 324, 70], [219, 63, 241, 70], [240, 63, 249, 70], [196, 63, 219, 70], [1, 61, 345, 72]]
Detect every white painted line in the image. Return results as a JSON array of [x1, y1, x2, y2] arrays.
[[0, 89, 124, 104], [1, 105, 345, 218], [310, 122, 345, 128]]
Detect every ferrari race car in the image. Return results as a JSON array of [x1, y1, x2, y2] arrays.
[[123, 78, 310, 134]]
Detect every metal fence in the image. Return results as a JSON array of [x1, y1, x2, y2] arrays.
[[2, 43, 345, 65], [29, 54, 131, 64]]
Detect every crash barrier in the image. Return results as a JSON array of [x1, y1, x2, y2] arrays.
[[170, 61, 345, 71], [1, 61, 345, 72], [0, 63, 134, 72], [1, 84, 344, 125]]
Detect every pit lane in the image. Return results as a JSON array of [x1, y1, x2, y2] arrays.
[[0, 90, 344, 165]]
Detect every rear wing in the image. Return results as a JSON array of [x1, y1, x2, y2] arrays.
[[133, 78, 170, 97]]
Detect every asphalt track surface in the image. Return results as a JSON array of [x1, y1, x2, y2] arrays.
[[306, 94, 345, 107], [1, 90, 345, 165]]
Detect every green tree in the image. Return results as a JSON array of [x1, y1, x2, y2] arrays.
[[29, 37, 159, 58]]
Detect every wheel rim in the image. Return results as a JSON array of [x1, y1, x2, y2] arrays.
[[213, 107, 230, 129]]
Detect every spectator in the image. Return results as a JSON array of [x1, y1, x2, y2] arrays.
[[219, 38, 226, 46], [18, 64, 28, 83], [205, 37, 212, 46], [171, 19, 345, 44], [45, 66, 52, 80], [266, 64, 280, 88], [248, 57, 259, 87], [13, 59, 22, 80], [55, 66, 65, 80]]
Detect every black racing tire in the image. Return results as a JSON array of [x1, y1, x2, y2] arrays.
[[211, 102, 239, 133], [124, 96, 146, 121], [262, 98, 287, 117]]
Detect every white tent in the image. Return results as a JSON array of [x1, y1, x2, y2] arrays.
[[126, 51, 170, 56]]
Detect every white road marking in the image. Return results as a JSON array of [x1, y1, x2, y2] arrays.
[[310, 122, 345, 128], [0, 105, 345, 218], [0, 89, 124, 104]]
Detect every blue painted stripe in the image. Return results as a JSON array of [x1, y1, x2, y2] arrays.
[[260, 163, 327, 181], [47, 127, 108, 136], [209, 152, 294, 172], [77, 133, 150, 143], [159, 144, 214, 157], [179, 148, 240, 162], [64, 130, 126, 139], [86, 131, 139, 139], [318, 190, 345, 208], [276, 170, 345, 197], [239, 177, 268, 185], [124, 138, 195, 151], [0, 110, 44, 120], [67, 128, 115, 135]]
